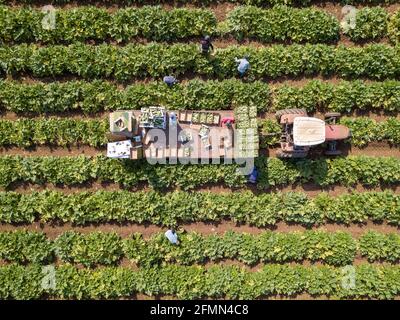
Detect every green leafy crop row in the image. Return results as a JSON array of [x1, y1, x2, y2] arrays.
[[272, 79, 400, 113], [1, 263, 400, 299], [0, 0, 398, 6], [4, 229, 400, 267], [0, 79, 270, 114], [0, 118, 108, 147], [225, 6, 339, 43], [3, 79, 400, 115], [4, 229, 399, 267], [0, 155, 246, 190], [1, 43, 400, 80], [2, 5, 400, 44], [0, 5, 343, 44], [259, 117, 400, 148], [1, 190, 399, 226], [1, 115, 398, 148], [0, 5, 216, 43], [0, 155, 398, 189]]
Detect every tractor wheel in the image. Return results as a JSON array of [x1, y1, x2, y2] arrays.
[[275, 108, 307, 121], [276, 151, 293, 159], [324, 112, 341, 119], [325, 149, 342, 156]]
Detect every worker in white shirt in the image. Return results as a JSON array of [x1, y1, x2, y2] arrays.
[[165, 229, 179, 245], [235, 55, 250, 78]]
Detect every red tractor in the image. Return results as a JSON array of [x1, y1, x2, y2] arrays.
[[275, 109, 350, 158]]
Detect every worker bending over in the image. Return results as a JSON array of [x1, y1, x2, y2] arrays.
[[163, 75, 178, 87], [165, 229, 179, 245], [200, 35, 214, 54], [235, 56, 250, 77]]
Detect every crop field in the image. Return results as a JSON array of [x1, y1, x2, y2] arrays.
[[1, 0, 400, 302]]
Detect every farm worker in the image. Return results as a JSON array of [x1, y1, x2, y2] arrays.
[[248, 167, 258, 184], [200, 35, 214, 54], [163, 75, 178, 87], [235, 56, 250, 77], [165, 229, 179, 245]]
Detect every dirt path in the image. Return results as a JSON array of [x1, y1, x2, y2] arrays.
[[0, 219, 398, 239], [1, 142, 399, 158]]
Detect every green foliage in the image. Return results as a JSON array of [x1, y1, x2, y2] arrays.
[[0, 155, 398, 190], [359, 231, 400, 262], [0, 118, 108, 147], [0, 264, 44, 300], [256, 156, 400, 188], [227, 5, 339, 43], [259, 117, 400, 147], [344, 7, 388, 42], [0, 79, 270, 114], [388, 10, 400, 43], [1, 190, 400, 226], [0, 6, 217, 43], [0, 155, 246, 190], [272, 80, 400, 113], [5, 79, 400, 115], [124, 230, 356, 267], [2, 264, 400, 299], [340, 117, 400, 147], [55, 231, 124, 267], [1, 43, 400, 80], [0, 230, 53, 263], [0, 0, 398, 5]]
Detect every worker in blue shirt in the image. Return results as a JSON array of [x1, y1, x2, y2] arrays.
[[163, 75, 178, 87], [235, 56, 250, 77], [165, 229, 179, 245]]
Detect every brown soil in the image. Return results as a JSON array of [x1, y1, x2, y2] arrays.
[[0, 146, 103, 157], [0, 111, 108, 120], [5, 179, 400, 196], [1, 142, 399, 158], [0, 219, 398, 239]]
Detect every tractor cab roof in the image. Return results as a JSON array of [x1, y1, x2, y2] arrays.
[[293, 117, 326, 146]]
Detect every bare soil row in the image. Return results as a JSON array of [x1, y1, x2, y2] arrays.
[[1, 142, 399, 158], [0, 215, 398, 238]]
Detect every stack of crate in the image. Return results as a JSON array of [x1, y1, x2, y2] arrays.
[[234, 105, 259, 158]]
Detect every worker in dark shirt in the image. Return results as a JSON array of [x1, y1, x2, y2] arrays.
[[200, 35, 214, 55]]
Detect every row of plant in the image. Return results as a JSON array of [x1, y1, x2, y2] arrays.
[[259, 117, 400, 148], [0, 0, 398, 5], [1, 263, 400, 299], [0, 6, 216, 43], [1, 0, 397, 5], [4, 79, 400, 115], [0, 5, 341, 44], [0, 155, 398, 189], [4, 5, 400, 44], [1, 115, 398, 148], [0, 190, 399, 226], [226, 5, 382, 43], [0, 79, 270, 114], [2, 43, 400, 80], [3, 229, 400, 267], [0, 118, 108, 147], [271, 79, 400, 113]]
